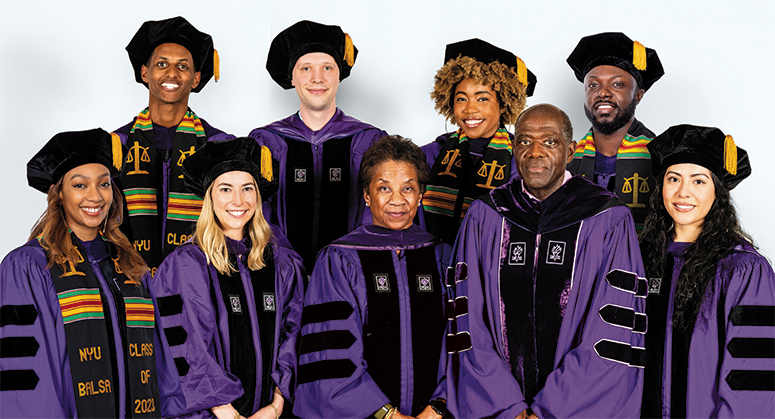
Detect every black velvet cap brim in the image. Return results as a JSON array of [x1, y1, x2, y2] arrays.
[[182, 137, 279, 200], [27, 128, 126, 193], [265, 20, 357, 90], [566, 32, 664, 91], [126, 16, 215, 93], [648, 124, 751, 190]]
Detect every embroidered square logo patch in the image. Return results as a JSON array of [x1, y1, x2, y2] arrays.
[[648, 278, 662, 295], [263, 293, 276, 312], [374, 273, 390, 293], [294, 168, 307, 183], [508, 242, 526, 265], [546, 240, 566, 265], [229, 295, 242, 314], [417, 274, 433, 292], [329, 167, 342, 182]]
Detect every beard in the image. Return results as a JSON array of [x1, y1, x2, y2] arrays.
[[584, 96, 638, 135]]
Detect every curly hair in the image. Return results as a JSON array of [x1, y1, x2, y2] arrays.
[[29, 180, 149, 283], [431, 55, 527, 127], [359, 135, 430, 194], [639, 171, 752, 332]]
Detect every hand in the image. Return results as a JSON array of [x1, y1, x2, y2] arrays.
[[416, 405, 441, 419], [211, 404, 238, 419], [391, 412, 415, 419], [247, 387, 284, 419], [516, 409, 529, 419], [527, 414, 539, 419]]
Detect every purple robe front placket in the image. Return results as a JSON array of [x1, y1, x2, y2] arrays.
[[293, 224, 446, 418], [150, 239, 305, 418], [0, 239, 185, 418], [648, 241, 775, 418], [442, 176, 647, 418]]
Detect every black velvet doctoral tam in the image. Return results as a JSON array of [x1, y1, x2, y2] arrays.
[[27, 128, 127, 193], [126, 16, 216, 93], [648, 124, 751, 190], [182, 137, 279, 200]]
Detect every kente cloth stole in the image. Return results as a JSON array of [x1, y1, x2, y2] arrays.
[[121, 108, 206, 271], [423, 128, 512, 244], [570, 131, 653, 228], [48, 233, 160, 418]]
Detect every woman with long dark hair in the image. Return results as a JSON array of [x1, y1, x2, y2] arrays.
[[639, 125, 775, 418], [150, 138, 304, 419], [0, 129, 184, 418]]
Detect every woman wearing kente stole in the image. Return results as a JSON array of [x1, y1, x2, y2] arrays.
[[423, 38, 536, 263], [150, 138, 305, 419], [0, 129, 184, 418]]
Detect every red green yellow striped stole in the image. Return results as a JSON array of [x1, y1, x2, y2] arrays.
[[124, 297, 155, 328], [57, 288, 104, 324], [573, 131, 652, 160]]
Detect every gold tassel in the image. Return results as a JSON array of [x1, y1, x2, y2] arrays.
[[724, 135, 738, 175], [110, 132, 122, 170], [343, 34, 355, 67], [213, 49, 220, 82], [516, 56, 527, 87], [633, 41, 647, 71], [260, 145, 273, 182]]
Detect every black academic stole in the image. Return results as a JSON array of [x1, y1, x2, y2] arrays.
[[214, 248, 277, 415], [423, 128, 513, 244], [357, 244, 444, 416], [49, 235, 159, 418], [281, 136, 352, 272], [120, 108, 207, 273]]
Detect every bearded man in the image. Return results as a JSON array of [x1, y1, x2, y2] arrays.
[[566, 32, 663, 229]]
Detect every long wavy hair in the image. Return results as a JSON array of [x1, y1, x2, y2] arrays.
[[29, 179, 149, 283], [194, 180, 272, 275], [639, 171, 752, 331]]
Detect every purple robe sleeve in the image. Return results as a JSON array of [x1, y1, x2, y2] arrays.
[[0, 247, 76, 418], [293, 247, 390, 418], [531, 207, 645, 418], [444, 202, 529, 419], [711, 251, 775, 418], [144, 272, 187, 417], [269, 246, 305, 400], [150, 246, 244, 418]]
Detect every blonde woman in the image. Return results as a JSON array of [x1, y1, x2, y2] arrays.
[[151, 137, 304, 419], [0, 129, 184, 418]]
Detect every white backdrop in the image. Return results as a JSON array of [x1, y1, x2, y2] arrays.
[[1, 0, 773, 259]]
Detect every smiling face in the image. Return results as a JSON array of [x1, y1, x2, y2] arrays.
[[291, 52, 340, 114], [662, 163, 716, 243], [210, 171, 258, 241], [364, 160, 422, 231], [59, 163, 113, 241], [583, 65, 644, 135], [141, 43, 201, 107], [453, 78, 502, 139], [513, 110, 576, 200]]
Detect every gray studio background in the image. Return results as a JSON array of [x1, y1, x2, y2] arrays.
[[2, 0, 773, 260]]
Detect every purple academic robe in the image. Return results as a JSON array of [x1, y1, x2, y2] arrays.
[[0, 238, 184, 418], [642, 241, 775, 418], [149, 238, 304, 418], [249, 109, 387, 271], [441, 176, 647, 418], [293, 224, 447, 418]]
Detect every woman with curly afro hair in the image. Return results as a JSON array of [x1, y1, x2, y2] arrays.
[[421, 38, 535, 262], [639, 125, 775, 418]]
